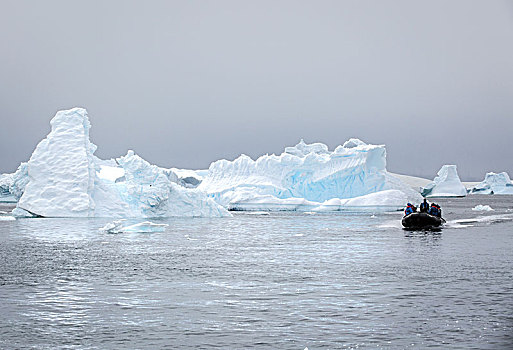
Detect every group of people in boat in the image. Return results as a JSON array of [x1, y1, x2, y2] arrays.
[[404, 198, 442, 217]]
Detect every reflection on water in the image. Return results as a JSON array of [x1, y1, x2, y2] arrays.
[[0, 195, 512, 349]]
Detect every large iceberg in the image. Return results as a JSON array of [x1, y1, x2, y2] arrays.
[[470, 172, 513, 195], [12, 108, 229, 218], [198, 138, 422, 210], [421, 165, 467, 198], [8, 107, 423, 215]]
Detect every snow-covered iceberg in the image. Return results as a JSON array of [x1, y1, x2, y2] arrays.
[[470, 172, 513, 195], [421, 165, 467, 198], [12, 108, 230, 218], [198, 138, 422, 210], [8, 107, 423, 215]]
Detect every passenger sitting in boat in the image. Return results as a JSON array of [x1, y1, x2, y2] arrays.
[[419, 198, 429, 213], [404, 203, 415, 216], [435, 204, 442, 218], [428, 203, 438, 216]]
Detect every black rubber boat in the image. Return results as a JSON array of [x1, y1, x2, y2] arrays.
[[402, 212, 445, 229]]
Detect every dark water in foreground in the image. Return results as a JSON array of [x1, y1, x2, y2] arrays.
[[1, 195, 512, 349]]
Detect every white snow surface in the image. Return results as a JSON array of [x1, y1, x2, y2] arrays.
[[13, 108, 230, 218], [97, 165, 125, 182], [99, 220, 168, 233], [470, 172, 513, 195], [421, 165, 467, 198], [199, 138, 422, 210]]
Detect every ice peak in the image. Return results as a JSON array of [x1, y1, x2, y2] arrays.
[[421, 164, 467, 198], [343, 138, 367, 149], [284, 139, 329, 157]]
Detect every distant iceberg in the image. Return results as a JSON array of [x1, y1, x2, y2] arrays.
[[12, 108, 230, 218], [0, 173, 16, 202], [198, 138, 422, 210], [470, 172, 513, 195], [0, 173, 12, 197], [421, 165, 467, 198]]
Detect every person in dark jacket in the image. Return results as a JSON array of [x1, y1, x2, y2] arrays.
[[419, 198, 429, 213]]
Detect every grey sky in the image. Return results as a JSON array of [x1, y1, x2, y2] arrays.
[[1, 0, 512, 180]]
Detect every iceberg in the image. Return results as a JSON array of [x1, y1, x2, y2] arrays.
[[470, 172, 513, 195], [198, 138, 422, 210], [8, 107, 423, 215], [0, 173, 16, 202], [0, 163, 29, 203], [0, 173, 12, 197], [12, 108, 230, 218], [421, 165, 467, 198], [99, 220, 168, 233]]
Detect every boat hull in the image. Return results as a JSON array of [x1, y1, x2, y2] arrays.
[[402, 212, 444, 229]]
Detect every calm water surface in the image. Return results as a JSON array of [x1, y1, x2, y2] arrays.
[[1, 195, 512, 349]]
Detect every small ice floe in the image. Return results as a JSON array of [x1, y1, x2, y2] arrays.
[[99, 219, 168, 234], [472, 205, 494, 212], [0, 216, 15, 221]]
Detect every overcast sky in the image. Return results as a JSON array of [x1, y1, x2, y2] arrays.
[[1, 0, 512, 180]]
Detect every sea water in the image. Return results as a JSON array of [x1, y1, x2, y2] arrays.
[[0, 195, 512, 349]]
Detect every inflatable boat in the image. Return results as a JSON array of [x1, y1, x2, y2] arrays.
[[402, 212, 445, 229]]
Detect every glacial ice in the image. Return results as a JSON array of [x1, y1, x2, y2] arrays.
[[0, 173, 12, 197], [2, 163, 29, 201], [17, 108, 97, 217], [198, 138, 422, 210], [0, 173, 16, 202], [99, 220, 168, 233], [12, 108, 230, 218], [171, 168, 205, 188], [7, 107, 424, 216], [470, 172, 513, 195], [421, 165, 467, 198]]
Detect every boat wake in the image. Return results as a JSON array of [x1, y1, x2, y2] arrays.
[[377, 213, 513, 230], [446, 213, 513, 228]]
